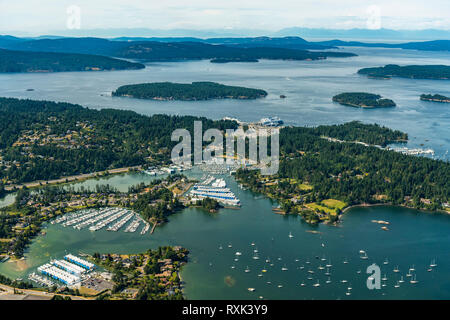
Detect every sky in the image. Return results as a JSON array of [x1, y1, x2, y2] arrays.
[[1, 0, 449, 36]]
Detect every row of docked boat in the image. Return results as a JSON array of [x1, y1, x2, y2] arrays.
[[190, 178, 240, 206], [52, 207, 151, 235]]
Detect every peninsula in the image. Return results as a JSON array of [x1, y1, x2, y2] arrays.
[[332, 92, 396, 108], [0, 49, 145, 73], [112, 82, 268, 100]]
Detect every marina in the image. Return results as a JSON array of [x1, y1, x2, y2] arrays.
[[35, 253, 95, 287], [190, 178, 241, 206]]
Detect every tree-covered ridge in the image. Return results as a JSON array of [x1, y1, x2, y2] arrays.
[[236, 122, 449, 223], [420, 94, 450, 103], [0, 97, 237, 184], [358, 64, 450, 80], [0, 49, 145, 73], [112, 82, 268, 100], [1, 37, 357, 62], [313, 121, 407, 147], [332, 92, 396, 108]]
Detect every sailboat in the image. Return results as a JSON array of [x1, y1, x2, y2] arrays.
[[410, 274, 419, 284], [430, 259, 437, 268], [244, 266, 250, 273], [219, 245, 223, 250], [409, 264, 415, 272], [288, 232, 294, 239], [360, 252, 368, 260], [343, 258, 349, 264], [394, 281, 400, 288], [326, 277, 331, 284], [228, 243, 232, 248], [382, 274, 388, 281], [399, 276, 405, 283], [326, 260, 332, 268], [321, 255, 326, 262], [325, 268, 331, 276], [318, 264, 325, 270], [393, 266, 400, 273], [305, 259, 311, 264], [313, 280, 320, 287], [406, 270, 412, 277], [383, 258, 389, 265]]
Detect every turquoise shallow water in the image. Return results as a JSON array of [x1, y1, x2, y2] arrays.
[[0, 172, 449, 299]]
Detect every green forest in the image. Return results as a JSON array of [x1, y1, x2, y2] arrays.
[[236, 121, 449, 221], [332, 92, 396, 108], [358, 64, 450, 79], [112, 82, 268, 100], [0, 49, 145, 73]]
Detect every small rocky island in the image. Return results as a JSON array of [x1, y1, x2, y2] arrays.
[[332, 92, 396, 108], [357, 64, 450, 80], [420, 94, 450, 103], [112, 81, 268, 100]]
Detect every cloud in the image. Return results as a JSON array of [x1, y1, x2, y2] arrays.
[[0, 0, 449, 35]]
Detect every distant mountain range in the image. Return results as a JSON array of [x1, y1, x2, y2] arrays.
[[1, 35, 448, 54], [12, 27, 450, 40]]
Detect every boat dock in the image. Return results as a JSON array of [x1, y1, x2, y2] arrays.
[[52, 207, 147, 235]]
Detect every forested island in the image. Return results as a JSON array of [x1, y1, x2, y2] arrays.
[[0, 37, 357, 62], [420, 94, 450, 103], [210, 58, 259, 63], [236, 121, 449, 224], [112, 82, 268, 100], [0, 49, 145, 73], [332, 92, 396, 108], [358, 64, 450, 80]]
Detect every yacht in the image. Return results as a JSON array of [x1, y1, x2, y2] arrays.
[[383, 258, 389, 265], [360, 252, 368, 260], [313, 280, 320, 287], [318, 265, 325, 270], [228, 243, 232, 248], [288, 232, 294, 239], [248, 288, 255, 292], [341, 279, 348, 283], [393, 266, 400, 273], [345, 291, 351, 296], [409, 265, 415, 272], [244, 266, 250, 273], [235, 252, 242, 256], [430, 259, 437, 267], [381, 274, 388, 281], [326, 260, 332, 268], [281, 266, 288, 271], [325, 268, 331, 276], [326, 277, 331, 284], [406, 270, 412, 277], [394, 281, 400, 288], [410, 275, 419, 284], [277, 284, 283, 288], [300, 283, 306, 287], [399, 276, 405, 283], [253, 255, 260, 260]]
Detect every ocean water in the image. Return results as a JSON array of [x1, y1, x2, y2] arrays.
[[0, 46, 449, 299]]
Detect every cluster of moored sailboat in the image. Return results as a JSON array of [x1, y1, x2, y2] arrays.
[[51, 207, 151, 235], [215, 232, 438, 298]]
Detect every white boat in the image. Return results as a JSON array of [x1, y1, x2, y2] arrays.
[[383, 258, 389, 265], [382, 274, 388, 281], [248, 288, 255, 292], [281, 266, 288, 271], [235, 252, 242, 256], [359, 250, 366, 254], [410, 275, 419, 284], [430, 259, 437, 267], [244, 266, 250, 273], [393, 266, 400, 273], [394, 281, 400, 288], [288, 232, 293, 238], [300, 283, 306, 287], [326, 277, 331, 284], [399, 276, 404, 283], [313, 280, 320, 287]]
